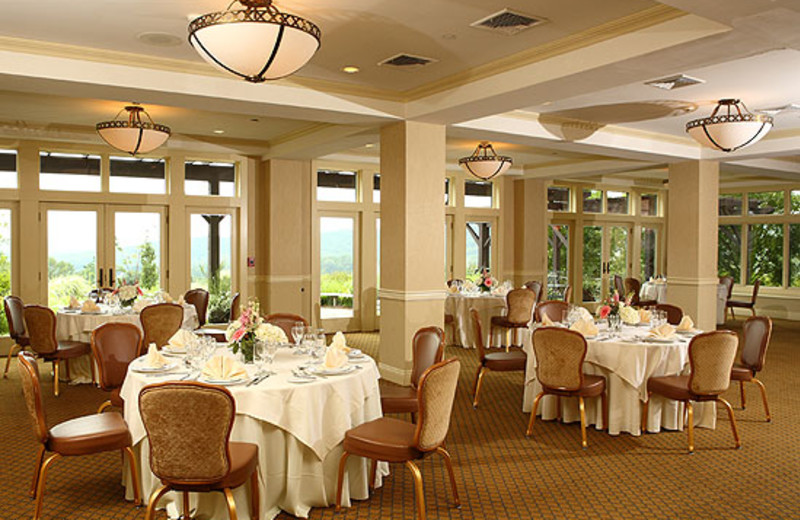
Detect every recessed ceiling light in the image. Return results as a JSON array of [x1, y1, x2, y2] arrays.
[[250, 118, 260, 122], [213, 129, 225, 134], [342, 66, 360, 74], [136, 32, 182, 47]]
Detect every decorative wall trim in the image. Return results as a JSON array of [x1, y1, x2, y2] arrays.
[[666, 277, 720, 287], [251, 274, 311, 283], [378, 289, 448, 302]]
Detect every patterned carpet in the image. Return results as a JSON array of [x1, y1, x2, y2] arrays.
[[2, 318, 799, 520]]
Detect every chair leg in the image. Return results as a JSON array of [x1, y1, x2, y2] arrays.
[[250, 469, 260, 520], [3, 343, 20, 378], [472, 366, 487, 409], [182, 491, 191, 520], [29, 445, 46, 498], [223, 488, 238, 520], [53, 361, 60, 397], [435, 446, 461, 508], [32, 453, 60, 520], [578, 396, 588, 449], [752, 378, 771, 422], [601, 392, 609, 431], [404, 460, 426, 520], [641, 392, 651, 433], [97, 400, 113, 414], [335, 452, 350, 511], [739, 381, 746, 409], [123, 446, 142, 506], [144, 485, 170, 520], [686, 401, 695, 454], [718, 397, 742, 449], [369, 459, 378, 489], [526, 392, 545, 436]]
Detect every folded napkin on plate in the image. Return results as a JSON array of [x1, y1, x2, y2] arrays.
[[81, 300, 100, 313], [649, 323, 676, 339], [540, 314, 555, 326], [323, 346, 349, 369], [576, 307, 594, 322], [69, 296, 80, 309], [160, 291, 174, 303], [167, 329, 195, 351], [202, 355, 247, 381], [145, 343, 168, 368], [330, 331, 351, 352], [570, 318, 598, 337], [677, 316, 695, 331], [638, 308, 652, 324], [448, 285, 459, 294]]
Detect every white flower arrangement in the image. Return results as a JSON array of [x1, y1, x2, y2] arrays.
[[255, 323, 288, 344], [619, 305, 641, 325]]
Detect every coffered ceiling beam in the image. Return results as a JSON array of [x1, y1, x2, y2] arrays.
[[522, 159, 657, 180]]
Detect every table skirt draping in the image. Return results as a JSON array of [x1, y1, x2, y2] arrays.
[[445, 293, 507, 348]]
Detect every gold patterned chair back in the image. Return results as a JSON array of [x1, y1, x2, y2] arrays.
[[505, 288, 536, 325], [741, 316, 772, 372], [414, 358, 460, 452], [532, 327, 586, 391], [688, 331, 738, 396], [17, 352, 49, 444], [140, 303, 184, 354], [23, 305, 58, 355]]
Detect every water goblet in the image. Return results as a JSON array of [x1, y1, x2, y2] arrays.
[[291, 322, 304, 346]]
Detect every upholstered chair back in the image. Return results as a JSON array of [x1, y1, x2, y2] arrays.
[[719, 276, 734, 300], [229, 293, 241, 322], [414, 358, 460, 452], [265, 313, 308, 343], [184, 289, 209, 328], [92, 322, 142, 391], [523, 281, 544, 303], [410, 326, 445, 388], [140, 303, 184, 354], [23, 305, 58, 355], [655, 303, 684, 325], [688, 331, 738, 396], [4, 295, 26, 341], [533, 327, 587, 391], [534, 300, 569, 324], [505, 288, 536, 325], [17, 352, 48, 444], [741, 316, 772, 372], [139, 382, 235, 483]]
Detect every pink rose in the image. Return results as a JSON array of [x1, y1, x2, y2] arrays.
[[485, 278, 493, 287], [231, 328, 246, 342], [599, 305, 611, 319]]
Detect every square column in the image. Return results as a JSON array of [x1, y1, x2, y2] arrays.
[[666, 161, 719, 330], [513, 179, 549, 289], [379, 121, 446, 384]]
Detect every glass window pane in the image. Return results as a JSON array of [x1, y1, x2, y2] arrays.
[[641, 227, 657, 280], [719, 193, 742, 216], [464, 180, 493, 208], [317, 170, 357, 202], [466, 221, 492, 280], [609, 226, 628, 279], [110, 157, 166, 194], [320, 217, 354, 319], [547, 224, 569, 299], [114, 212, 161, 292], [748, 191, 784, 215], [190, 214, 233, 294], [40, 152, 101, 192], [0, 210, 11, 334], [47, 210, 97, 307], [718, 225, 741, 282], [582, 189, 602, 213], [582, 226, 602, 302], [640, 193, 658, 216], [0, 150, 18, 189], [185, 161, 236, 196], [373, 174, 380, 203], [790, 224, 800, 287], [607, 191, 629, 214], [791, 190, 800, 214], [547, 187, 570, 211], [747, 224, 783, 286]]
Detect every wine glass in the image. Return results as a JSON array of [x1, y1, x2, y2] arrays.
[[291, 322, 304, 346], [313, 328, 326, 360]]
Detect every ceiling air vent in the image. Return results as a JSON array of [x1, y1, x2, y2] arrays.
[[470, 9, 546, 36], [645, 74, 705, 90], [378, 53, 436, 68]]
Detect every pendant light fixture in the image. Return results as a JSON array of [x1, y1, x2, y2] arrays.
[[96, 104, 171, 156], [458, 141, 513, 180], [685, 99, 773, 152], [188, 0, 321, 83]]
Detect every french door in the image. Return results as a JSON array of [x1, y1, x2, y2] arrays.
[[318, 211, 360, 331], [581, 223, 631, 303], [41, 203, 167, 307]]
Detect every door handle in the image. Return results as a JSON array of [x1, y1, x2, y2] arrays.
[[99, 268, 104, 288], [109, 268, 115, 287]]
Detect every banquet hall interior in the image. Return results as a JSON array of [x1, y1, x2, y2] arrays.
[[1, 1, 799, 519]]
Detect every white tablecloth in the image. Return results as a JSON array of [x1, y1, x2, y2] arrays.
[[445, 293, 507, 348], [522, 324, 716, 436], [120, 349, 386, 519], [639, 282, 728, 325], [56, 304, 199, 384]]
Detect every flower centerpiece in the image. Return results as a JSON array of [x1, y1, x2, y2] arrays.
[[225, 300, 288, 363], [476, 268, 497, 293], [113, 282, 143, 308], [596, 290, 636, 330]]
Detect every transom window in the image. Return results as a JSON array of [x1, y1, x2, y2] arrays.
[[547, 187, 570, 212], [464, 180, 493, 208], [0, 150, 18, 189], [317, 170, 357, 202], [40, 152, 101, 192], [110, 156, 166, 194]]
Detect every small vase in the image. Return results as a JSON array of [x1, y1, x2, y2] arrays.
[[237, 339, 255, 364]]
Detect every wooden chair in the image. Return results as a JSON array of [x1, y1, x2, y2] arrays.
[[139, 303, 184, 355], [380, 326, 444, 419], [534, 300, 570, 323], [265, 313, 308, 343], [655, 303, 684, 325], [184, 288, 210, 328], [526, 327, 607, 449], [3, 295, 30, 377], [195, 292, 240, 342], [613, 275, 626, 297], [490, 288, 536, 348], [139, 382, 260, 520], [336, 358, 462, 520], [230, 292, 241, 322], [471, 309, 526, 408], [562, 284, 573, 303], [625, 277, 657, 307], [446, 279, 463, 288], [17, 352, 141, 520], [727, 280, 760, 319], [23, 305, 92, 397], [91, 322, 142, 413], [523, 280, 544, 304], [731, 316, 773, 421], [643, 331, 740, 453]]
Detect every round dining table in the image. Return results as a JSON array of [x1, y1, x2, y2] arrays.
[[119, 347, 386, 520], [445, 292, 507, 348]]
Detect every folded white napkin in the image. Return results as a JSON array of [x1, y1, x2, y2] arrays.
[[145, 343, 168, 368], [448, 285, 459, 294], [570, 318, 599, 337], [649, 323, 676, 339], [69, 296, 80, 309], [81, 300, 100, 313], [167, 329, 195, 351], [638, 308, 652, 324], [576, 307, 593, 322], [161, 291, 174, 303], [202, 355, 247, 381], [677, 316, 695, 332], [540, 314, 555, 326], [323, 346, 349, 369], [330, 331, 351, 352]]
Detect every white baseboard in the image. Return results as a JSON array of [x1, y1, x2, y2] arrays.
[[378, 362, 411, 385]]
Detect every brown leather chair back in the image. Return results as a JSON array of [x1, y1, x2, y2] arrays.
[[23, 305, 58, 355], [523, 281, 544, 303], [414, 358, 460, 452], [505, 288, 536, 325], [91, 322, 142, 392], [613, 275, 626, 297], [184, 289, 210, 328], [4, 295, 26, 342], [265, 313, 308, 343], [229, 293, 241, 322], [655, 303, 683, 325], [719, 276, 734, 300], [562, 284, 573, 303], [140, 303, 184, 354], [741, 316, 772, 373], [534, 300, 569, 323], [410, 326, 445, 389], [532, 327, 587, 391], [446, 279, 463, 288], [17, 352, 49, 444], [470, 309, 487, 359], [750, 280, 761, 304], [624, 278, 641, 305], [139, 382, 235, 483], [688, 331, 738, 396]]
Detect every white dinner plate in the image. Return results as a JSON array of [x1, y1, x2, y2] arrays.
[[81, 311, 104, 315], [644, 337, 677, 344], [287, 377, 315, 384], [677, 329, 700, 336], [131, 361, 178, 373], [162, 345, 187, 355], [313, 365, 357, 376], [201, 377, 247, 386]]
